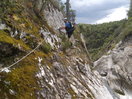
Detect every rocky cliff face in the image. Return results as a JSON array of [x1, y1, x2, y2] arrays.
[[94, 34, 132, 99], [0, 0, 132, 99], [33, 0, 64, 30]]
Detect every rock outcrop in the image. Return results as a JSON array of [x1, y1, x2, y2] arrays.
[[94, 35, 132, 99], [0, 0, 132, 99]]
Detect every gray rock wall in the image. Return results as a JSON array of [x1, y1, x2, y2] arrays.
[[44, 3, 64, 30], [94, 36, 132, 99], [33, 0, 64, 30]]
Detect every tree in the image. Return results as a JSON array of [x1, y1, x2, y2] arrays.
[[128, 0, 132, 18], [65, 0, 70, 21], [69, 9, 76, 23], [65, 0, 76, 23]]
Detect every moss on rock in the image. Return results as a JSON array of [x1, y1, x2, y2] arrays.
[[0, 30, 30, 50], [0, 51, 48, 99], [6, 65, 38, 99]]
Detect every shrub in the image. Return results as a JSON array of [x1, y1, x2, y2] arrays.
[[62, 40, 72, 52], [59, 33, 72, 51], [40, 42, 52, 54]]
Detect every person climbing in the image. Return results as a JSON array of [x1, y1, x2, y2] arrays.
[[59, 18, 75, 38]]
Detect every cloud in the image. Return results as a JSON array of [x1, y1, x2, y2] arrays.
[[96, 6, 129, 24], [62, 0, 130, 23], [76, 17, 92, 24], [70, 0, 105, 9]]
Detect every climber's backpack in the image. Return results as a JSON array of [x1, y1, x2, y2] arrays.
[[65, 22, 75, 33]]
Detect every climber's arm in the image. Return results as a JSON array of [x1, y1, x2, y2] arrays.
[[59, 27, 66, 30]]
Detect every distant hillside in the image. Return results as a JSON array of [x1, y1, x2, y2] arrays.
[[78, 20, 129, 60]]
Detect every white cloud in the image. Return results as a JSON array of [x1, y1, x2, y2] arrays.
[[96, 6, 129, 24], [62, 0, 130, 23], [63, 0, 106, 10], [76, 17, 90, 24], [70, 0, 128, 10], [71, 0, 105, 8]]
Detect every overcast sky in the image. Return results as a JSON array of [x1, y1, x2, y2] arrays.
[[62, 0, 130, 24]]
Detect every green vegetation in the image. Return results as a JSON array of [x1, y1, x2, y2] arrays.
[[6, 65, 38, 99], [0, 0, 59, 98], [68, 88, 77, 99], [0, 51, 47, 99], [118, 18, 132, 41], [114, 89, 125, 96], [40, 42, 52, 54], [0, 30, 30, 50], [128, 0, 132, 18], [76, 0, 132, 61], [78, 20, 126, 60], [62, 40, 72, 51], [59, 34, 72, 52], [0, 0, 19, 18], [79, 15, 132, 61]]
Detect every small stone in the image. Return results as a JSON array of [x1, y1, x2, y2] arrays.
[[100, 71, 108, 77]]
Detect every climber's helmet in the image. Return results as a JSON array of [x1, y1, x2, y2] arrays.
[[63, 18, 68, 22]]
